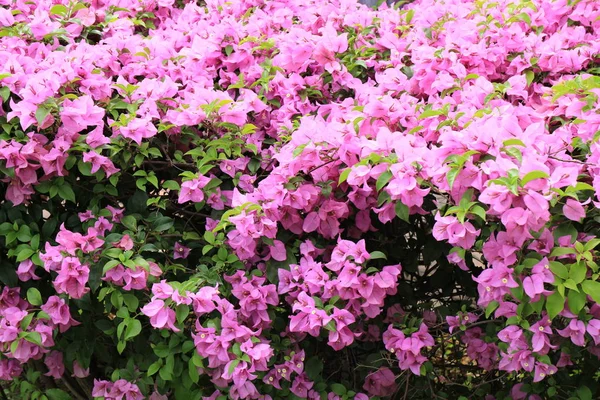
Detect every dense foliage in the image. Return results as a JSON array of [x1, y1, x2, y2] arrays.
[[1, 0, 600, 399]]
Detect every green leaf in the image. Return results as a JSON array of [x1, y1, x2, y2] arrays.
[[485, 300, 499, 318], [503, 146, 522, 163], [331, 383, 347, 396], [24, 331, 43, 346], [564, 278, 579, 291], [550, 247, 576, 257], [569, 262, 587, 284], [227, 359, 240, 375], [103, 260, 121, 274], [231, 342, 242, 357], [567, 289, 586, 314], [369, 251, 387, 260], [469, 205, 486, 221], [516, 12, 531, 25], [525, 70, 535, 86], [189, 360, 200, 383], [147, 360, 162, 376], [176, 304, 190, 324], [549, 261, 569, 280], [395, 201, 409, 222], [153, 217, 173, 232], [418, 108, 444, 120], [447, 168, 460, 189], [16, 247, 35, 262], [121, 215, 137, 231], [191, 352, 204, 368], [162, 180, 180, 190], [182, 340, 195, 353], [338, 168, 351, 184], [582, 280, 600, 303], [35, 105, 50, 126], [56, 183, 76, 203], [503, 138, 526, 147], [521, 170, 549, 186], [124, 319, 142, 341], [204, 231, 215, 244], [46, 388, 72, 400], [153, 343, 170, 358], [26, 288, 42, 306], [577, 386, 593, 400], [0, 87, 10, 102], [20, 313, 34, 330], [584, 239, 600, 251], [553, 223, 578, 245], [77, 160, 92, 176], [546, 291, 564, 319], [305, 356, 323, 381], [146, 174, 159, 188], [49, 4, 68, 16], [122, 294, 139, 311], [30, 234, 40, 250], [375, 170, 392, 191]]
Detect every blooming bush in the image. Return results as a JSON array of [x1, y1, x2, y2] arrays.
[[1, 0, 600, 398]]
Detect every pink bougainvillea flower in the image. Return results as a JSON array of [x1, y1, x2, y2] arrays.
[[16, 260, 41, 282], [178, 176, 211, 204], [141, 299, 179, 332], [72, 360, 90, 378], [173, 242, 191, 259], [563, 198, 586, 221], [44, 351, 64, 379]]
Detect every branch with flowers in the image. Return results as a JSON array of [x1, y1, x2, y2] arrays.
[[1, 0, 600, 399]]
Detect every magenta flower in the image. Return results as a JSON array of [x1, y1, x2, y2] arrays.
[[16, 260, 41, 282], [44, 351, 64, 379], [140, 299, 179, 332], [122, 268, 148, 291], [533, 362, 557, 382], [178, 176, 210, 204], [173, 242, 191, 259], [41, 296, 74, 327], [558, 319, 586, 346], [530, 316, 554, 353], [92, 380, 112, 398], [563, 198, 586, 221], [363, 368, 397, 397], [72, 360, 89, 378], [587, 319, 600, 345], [110, 379, 144, 400]]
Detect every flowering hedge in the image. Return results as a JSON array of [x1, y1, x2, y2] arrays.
[[1, 0, 600, 399]]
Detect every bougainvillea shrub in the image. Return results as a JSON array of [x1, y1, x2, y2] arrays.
[[1, 0, 600, 398]]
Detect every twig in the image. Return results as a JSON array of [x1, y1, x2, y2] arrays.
[[306, 158, 337, 175], [60, 377, 86, 400], [548, 155, 590, 165]]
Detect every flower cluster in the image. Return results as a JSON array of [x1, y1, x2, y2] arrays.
[[1, 0, 600, 398]]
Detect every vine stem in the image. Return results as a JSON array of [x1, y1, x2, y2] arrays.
[[60, 377, 86, 400]]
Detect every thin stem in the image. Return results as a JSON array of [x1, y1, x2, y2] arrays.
[[60, 377, 86, 400], [402, 374, 410, 400]]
